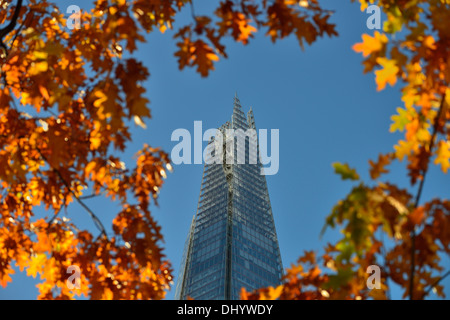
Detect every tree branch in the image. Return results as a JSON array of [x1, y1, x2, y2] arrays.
[[189, 0, 196, 21], [409, 90, 447, 300], [0, 0, 23, 56], [9, 14, 25, 49], [422, 270, 450, 299], [78, 189, 107, 200], [36, 148, 108, 239]]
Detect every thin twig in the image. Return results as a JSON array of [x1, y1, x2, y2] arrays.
[[78, 189, 107, 200], [409, 91, 447, 300], [189, 0, 196, 20], [422, 270, 450, 299], [9, 16, 25, 50], [48, 206, 62, 225]]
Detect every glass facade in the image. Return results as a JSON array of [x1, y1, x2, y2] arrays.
[[175, 95, 283, 300]]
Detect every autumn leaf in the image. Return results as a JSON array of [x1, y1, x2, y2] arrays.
[[332, 162, 360, 180], [409, 206, 425, 226], [394, 140, 416, 161], [374, 57, 399, 91], [390, 106, 414, 133], [192, 40, 219, 77], [26, 253, 47, 278], [0, 267, 15, 288], [369, 153, 391, 180], [352, 31, 388, 57], [434, 140, 450, 173]]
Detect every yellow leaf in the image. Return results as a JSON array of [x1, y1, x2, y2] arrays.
[[434, 140, 450, 173], [90, 135, 102, 150], [390, 106, 414, 133], [402, 88, 419, 109], [375, 57, 399, 91], [26, 253, 47, 278], [416, 128, 431, 142], [394, 139, 416, 161], [29, 61, 48, 76], [33, 51, 48, 60]]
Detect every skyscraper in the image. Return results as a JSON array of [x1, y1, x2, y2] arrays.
[[175, 94, 283, 300]]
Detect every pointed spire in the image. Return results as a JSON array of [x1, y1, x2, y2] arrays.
[[233, 91, 240, 105], [232, 92, 246, 129], [233, 91, 242, 109]]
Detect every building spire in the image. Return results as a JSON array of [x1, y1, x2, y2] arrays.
[[233, 91, 240, 104], [232, 92, 246, 129]]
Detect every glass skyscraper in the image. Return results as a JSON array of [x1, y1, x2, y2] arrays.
[[175, 94, 283, 300]]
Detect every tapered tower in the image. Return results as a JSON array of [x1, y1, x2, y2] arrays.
[[175, 95, 283, 300]]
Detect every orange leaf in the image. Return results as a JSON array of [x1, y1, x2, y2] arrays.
[[409, 207, 425, 225], [352, 31, 388, 57], [39, 86, 50, 101]]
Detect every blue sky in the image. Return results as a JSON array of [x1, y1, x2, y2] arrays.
[[1, 0, 449, 299]]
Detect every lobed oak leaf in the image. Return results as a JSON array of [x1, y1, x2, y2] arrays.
[[192, 40, 219, 77], [374, 57, 399, 91], [369, 153, 392, 180], [352, 31, 388, 58], [390, 106, 414, 133], [0, 268, 15, 288], [394, 139, 416, 161], [332, 162, 360, 181], [434, 140, 450, 173]]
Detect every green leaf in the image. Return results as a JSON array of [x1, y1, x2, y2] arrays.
[[335, 239, 356, 263], [324, 267, 354, 290], [390, 107, 410, 132], [332, 162, 360, 181]]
